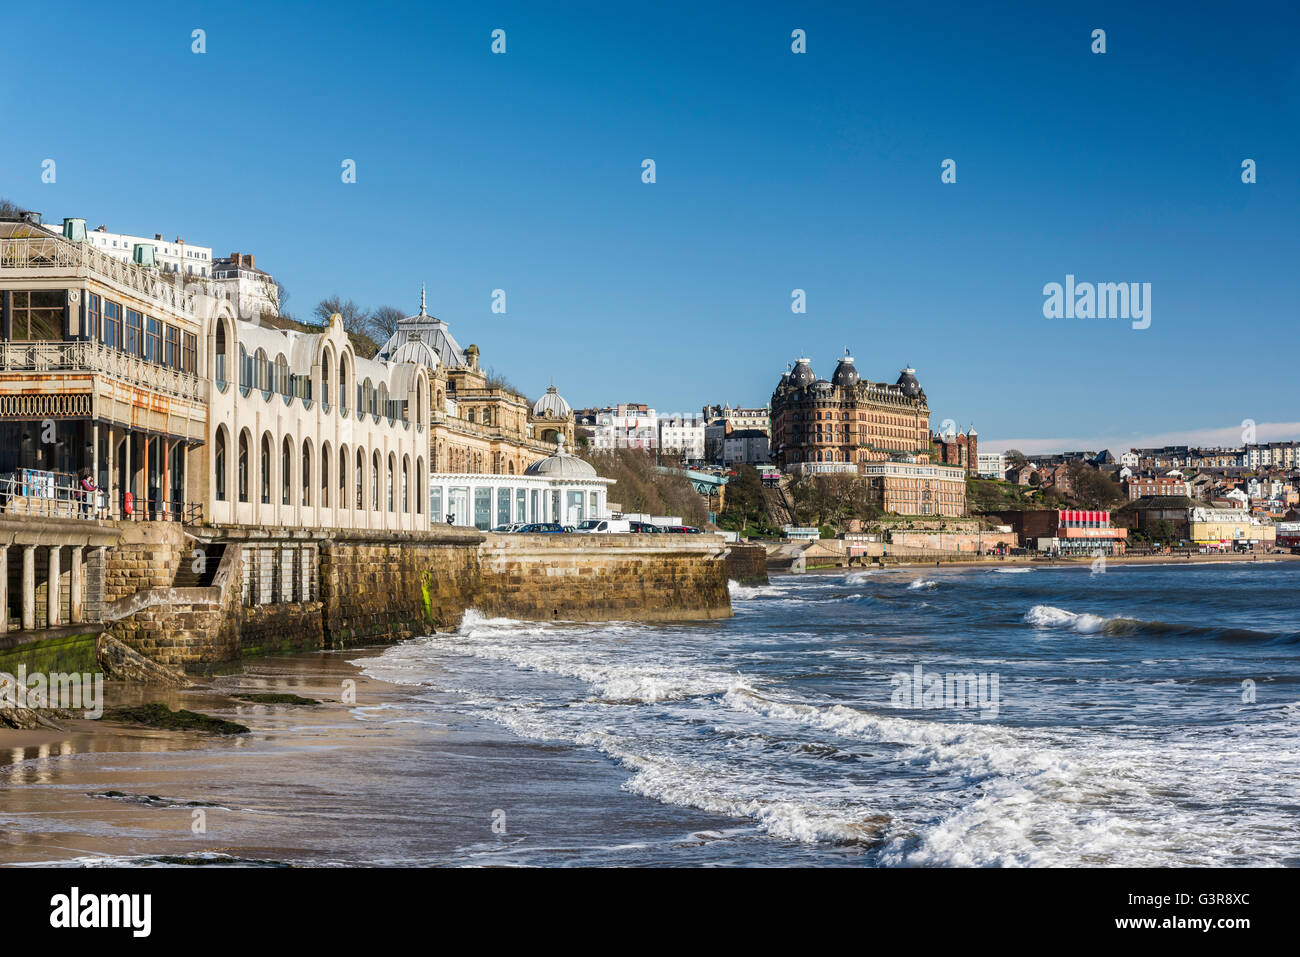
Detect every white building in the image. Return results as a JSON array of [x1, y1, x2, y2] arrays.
[[593, 404, 658, 451], [211, 252, 280, 321], [977, 451, 1007, 479], [723, 429, 770, 466], [83, 222, 213, 277], [658, 414, 705, 461], [205, 310, 433, 531], [432, 436, 614, 529], [1119, 451, 1140, 468]]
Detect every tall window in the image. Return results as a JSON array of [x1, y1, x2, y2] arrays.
[[182, 332, 197, 374], [238, 431, 249, 502], [338, 445, 347, 508], [8, 290, 63, 340], [261, 434, 272, 504], [372, 452, 380, 511], [125, 309, 143, 355], [145, 317, 162, 362], [282, 437, 293, 506], [301, 440, 311, 506], [166, 325, 182, 370], [86, 293, 101, 342], [356, 450, 364, 510], [215, 428, 227, 501]]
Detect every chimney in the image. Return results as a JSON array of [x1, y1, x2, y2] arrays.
[[245, 253, 255, 270], [230, 252, 240, 265], [155, 233, 163, 240]]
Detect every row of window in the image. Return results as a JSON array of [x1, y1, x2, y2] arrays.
[[86, 293, 198, 373], [214, 429, 426, 517], [234, 345, 412, 422]]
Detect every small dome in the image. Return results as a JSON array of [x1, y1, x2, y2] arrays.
[[524, 434, 596, 479], [790, 358, 816, 388], [897, 367, 922, 398], [387, 338, 439, 368], [531, 384, 571, 418], [812, 378, 833, 391], [832, 354, 859, 388]]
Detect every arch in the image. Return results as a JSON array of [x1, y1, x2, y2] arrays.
[[301, 438, 313, 506], [214, 425, 229, 500], [466, 408, 476, 424], [371, 451, 381, 510], [281, 434, 294, 506], [339, 351, 351, 416], [260, 432, 273, 504], [214, 319, 231, 390], [482, 407, 492, 427], [378, 382, 390, 421], [355, 447, 365, 511], [416, 457, 425, 515], [237, 429, 250, 502], [362, 377, 374, 416], [401, 454, 410, 513], [386, 452, 396, 512], [255, 349, 270, 396], [320, 440, 331, 508], [321, 344, 334, 410], [275, 353, 290, 402], [507, 460, 515, 475], [238, 344, 250, 393], [338, 443, 348, 509], [415, 382, 425, 426]]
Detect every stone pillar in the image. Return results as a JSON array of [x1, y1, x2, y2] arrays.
[[47, 545, 61, 628], [0, 545, 7, 635], [21, 545, 36, 631], [69, 546, 84, 624]]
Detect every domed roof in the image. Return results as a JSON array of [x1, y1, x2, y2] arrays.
[[832, 353, 860, 388], [387, 338, 439, 368], [531, 384, 571, 418], [524, 434, 596, 479], [897, 367, 922, 398], [812, 378, 833, 391], [789, 358, 816, 388]]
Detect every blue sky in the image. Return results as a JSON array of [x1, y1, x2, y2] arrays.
[[2, 0, 1297, 453]]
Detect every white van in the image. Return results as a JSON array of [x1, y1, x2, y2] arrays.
[[575, 519, 631, 534]]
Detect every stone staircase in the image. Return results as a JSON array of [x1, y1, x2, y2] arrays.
[[172, 542, 226, 588]]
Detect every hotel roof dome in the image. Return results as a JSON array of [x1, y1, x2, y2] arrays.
[[531, 384, 571, 418], [897, 367, 922, 398], [790, 358, 816, 388], [831, 353, 860, 388], [524, 434, 596, 479]]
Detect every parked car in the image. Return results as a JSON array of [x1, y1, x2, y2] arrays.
[[663, 525, 703, 534], [517, 522, 564, 533], [629, 521, 661, 533], [576, 519, 632, 533]]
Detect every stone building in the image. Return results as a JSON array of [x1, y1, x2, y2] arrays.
[[375, 291, 575, 477], [770, 352, 932, 471], [931, 426, 978, 475]]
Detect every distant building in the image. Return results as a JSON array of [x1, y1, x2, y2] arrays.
[[658, 414, 706, 461], [1125, 475, 1190, 500], [723, 428, 770, 467], [976, 451, 1006, 479], [702, 403, 769, 464], [932, 427, 979, 475], [211, 252, 280, 320], [591, 403, 658, 451], [856, 460, 968, 517], [1188, 507, 1275, 547], [993, 509, 1128, 556], [770, 353, 931, 471], [83, 222, 213, 277]]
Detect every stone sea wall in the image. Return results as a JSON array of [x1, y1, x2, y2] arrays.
[[101, 526, 732, 671]]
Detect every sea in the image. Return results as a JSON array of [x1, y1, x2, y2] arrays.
[[3, 561, 1297, 867]]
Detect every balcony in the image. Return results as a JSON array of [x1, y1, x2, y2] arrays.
[[0, 339, 204, 403]]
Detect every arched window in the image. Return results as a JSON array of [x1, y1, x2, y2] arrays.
[[401, 455, 409, 512], [321, 347, 332, 410], [215, 322, 229, 390], [482, 408, 492, 427], [339, 354, 350, 415], [238, 430, 249, 502], [508, 460, 515, 475], [355, 448, 365, 510], [319, 439, 330, 509], [378, 383, 390, 421], [362, 378, 374, 416], [275, 354, 290, 401], [416, 457, 424, 515], [371, 451, 381, 510], [256, 349, 270, 395], [281, 436, 293, 505], [338, 444, 348, 509], [215, 426, 228, 500], [301, 439, 312, 506], [238, 345, 250, 394], [261, 433, 273, 504]]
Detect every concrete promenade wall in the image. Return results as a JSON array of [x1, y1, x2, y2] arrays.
[[98, 524, 732, 671]]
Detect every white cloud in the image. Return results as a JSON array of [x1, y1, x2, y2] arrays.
[[983, 422, 1300, 456]]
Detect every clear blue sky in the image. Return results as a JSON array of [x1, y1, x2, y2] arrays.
[[3, 1, 1297, 453]]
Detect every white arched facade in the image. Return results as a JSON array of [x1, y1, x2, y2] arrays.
[[205, 311, 430, 531]]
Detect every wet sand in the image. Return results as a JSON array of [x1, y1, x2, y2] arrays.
[[0, 646, 741, 867]]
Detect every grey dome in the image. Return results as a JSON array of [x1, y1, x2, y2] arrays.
[[832, 354, 859, 388], [386, 338, 440, 368], [531, 384, 571, 418], [897, 367, 922, 398], [812, 378, 833, 391], [524, 435, 596, 478], [790, 358, 816, 388]]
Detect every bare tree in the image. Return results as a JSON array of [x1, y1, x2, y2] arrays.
[[366, 305, 405, 345], [313, 295, 370, 329], [0, 196, 27, 218]]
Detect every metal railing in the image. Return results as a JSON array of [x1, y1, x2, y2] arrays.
[[0, 339, 205, 403], [0, 469, 108, 520], [0, 235, 197, 315]]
